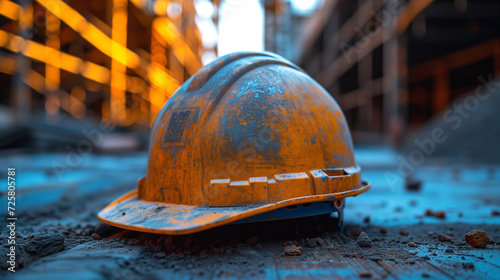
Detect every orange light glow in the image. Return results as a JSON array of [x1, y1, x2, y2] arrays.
[[153, 0, 169, 16], [110, 0, 128, 124], [0, 30, 111, 84], [45, 11, 60, 92], [0, 0, 20, 21], [36, 0, 141, 70], [153, 17, 203, 76]]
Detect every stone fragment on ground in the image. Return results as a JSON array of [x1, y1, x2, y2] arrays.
[[283, 245, 302, 256], [357, 232, 373, 247], [25, 233, 66, 258], [465, 230, 490, 248]]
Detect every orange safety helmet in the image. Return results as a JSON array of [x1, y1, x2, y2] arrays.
[[98, 52, 370, 235]]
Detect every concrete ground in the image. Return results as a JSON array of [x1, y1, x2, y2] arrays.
[[1, 147, 500, 279]]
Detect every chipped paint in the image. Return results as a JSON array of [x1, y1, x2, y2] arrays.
[[98, 51, 370, 235]]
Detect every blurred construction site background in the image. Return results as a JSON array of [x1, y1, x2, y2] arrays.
[[1, 0, 499, 162]]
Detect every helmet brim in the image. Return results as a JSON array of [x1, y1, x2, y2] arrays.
[[98, 181, 370, 235]]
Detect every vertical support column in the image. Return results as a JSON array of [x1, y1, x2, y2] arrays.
[[397, 31, 409, 135], [14, 0, 33, 123], [433, 61, 450, 114], [324, 9, 340, 99], [169, 1, 184, 86], [494, 39, 500, 76], [110, 0, 128, 124], [383, 0, 399, 144], [149, 30, 168, 125], [263, 0, 276, 54], [45, 10, 60, 123], [357, 0, 373, 131]]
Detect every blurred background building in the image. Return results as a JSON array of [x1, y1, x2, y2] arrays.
[[1, 0, 499, 153]]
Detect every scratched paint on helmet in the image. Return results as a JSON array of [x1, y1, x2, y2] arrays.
[[98, 52, 370, 235]]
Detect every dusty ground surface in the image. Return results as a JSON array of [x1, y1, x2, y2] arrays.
[[1, 149, 500, 279]]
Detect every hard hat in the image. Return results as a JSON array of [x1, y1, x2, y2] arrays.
[[98, 52, 370, 235]]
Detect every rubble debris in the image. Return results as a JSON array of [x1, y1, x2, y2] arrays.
[[380, 228, 387, 234], [492, 210, 500, 216], [26, 233, 66, 257], [245, 235, 260, 246], [363, 216, 371, 223], [91, 233, 101, 240], [306, 238, 318, 248], [315, 238, 325, 246], [439, 235, 453, 242], [408, 242, 417, 248], [400, 229, 409, 236], [405, 177, 422, 191], [465, 230, 490, 248], [359, 271, 373, 278], [462, 262, 475, 270], [425, 209, 446, 219], [422, 272, 431, 278], [357, 232, 373, 247], [283, 245, 302, 256]]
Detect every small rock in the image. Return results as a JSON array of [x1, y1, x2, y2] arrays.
[[284, 245, 302, 256], [422, 272, 431, 278], [245, 235, 260, 246], [427, 231, 434, 236], [462, 262, 475, 270], [465, 230, 490, 248], [439, 234, 453, 242], [425, 209, 433, 216], [357, 232, 373, 247], [445, 248, 454, 253], [433, 211, 446, 219], [363, 216, 370, 223], [425, 209, 445, 219], [405, 177, 422, 191], [315, 238, 325, 246], [283, 240, 294, 246], [408, 242, 417, 248], [400, 229, 409, 236], [90, 233, 101, 240], [306, 238, 318, 248], [26, 233, 65, 257], [492, 210, 500, 217], [359, 271, 372, 278], [380, 228, 387, 234], [155, 252, 167, 258]]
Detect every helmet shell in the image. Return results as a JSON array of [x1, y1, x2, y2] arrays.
[[140, 52, 360, 206]]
